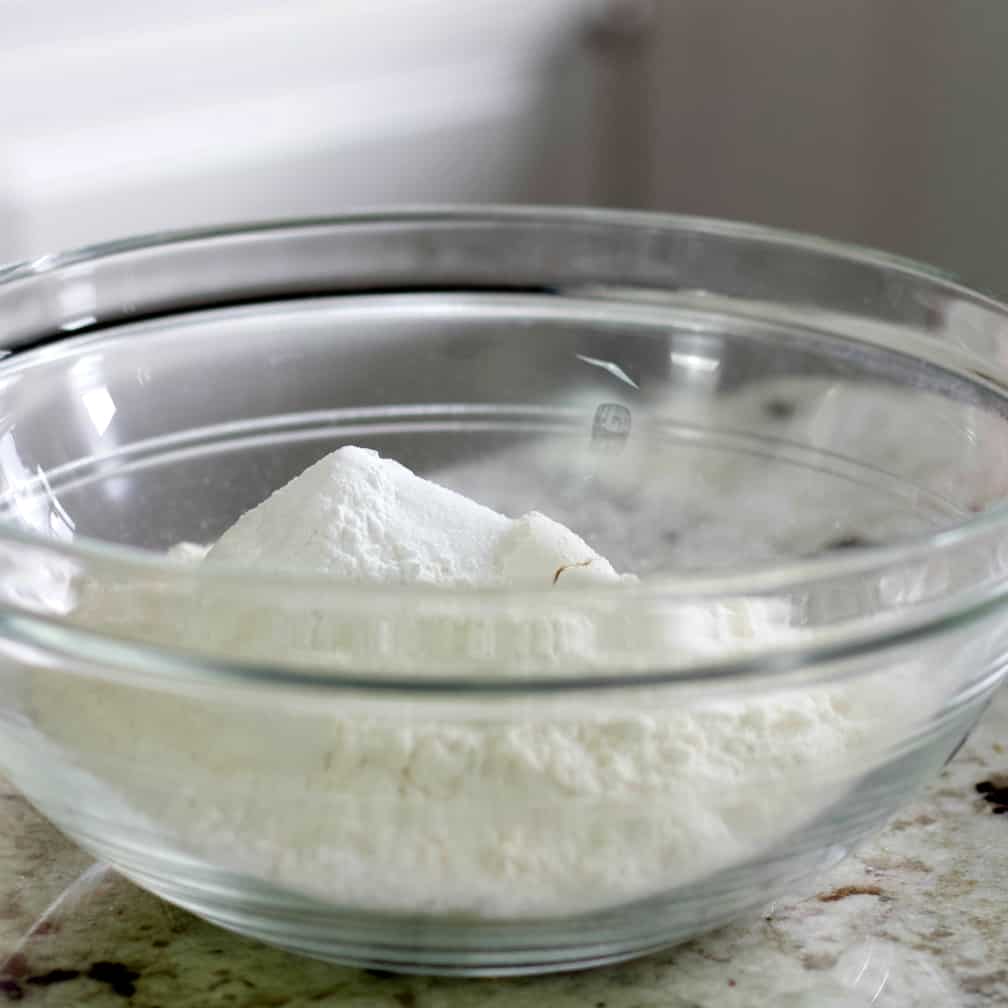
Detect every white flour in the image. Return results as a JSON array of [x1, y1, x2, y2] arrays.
[[205, 446, 625, 587], [185, 446, 633, 668], [29, 445, 944, 917]]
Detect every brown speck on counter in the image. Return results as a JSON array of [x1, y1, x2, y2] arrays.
[[394, 993, 417, 1008], [961, 969, 1008, 995], [976, 775, 1008, 813], [0, 980, 22, 1002], [816, 885, 884, 903], [26, 968, 80, 986], [889, 812, 938, 832], [802, 951, 839, 971], [1, 956, 26, 980], [86, 961, 139, 998]]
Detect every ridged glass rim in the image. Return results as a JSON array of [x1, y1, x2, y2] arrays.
[[2, 206, 1008, 692]]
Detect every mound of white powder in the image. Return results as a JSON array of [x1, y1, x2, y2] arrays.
[[206, 446, 626, 587], [28, 445, 947, 917]]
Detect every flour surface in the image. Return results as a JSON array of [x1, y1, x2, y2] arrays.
[[30, 445, 943, 917]]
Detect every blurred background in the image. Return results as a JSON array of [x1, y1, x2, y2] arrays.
[[1, 0, 1005, 296]]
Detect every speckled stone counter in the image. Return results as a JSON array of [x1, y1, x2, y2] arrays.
[[1, 688, 1005, 1007]]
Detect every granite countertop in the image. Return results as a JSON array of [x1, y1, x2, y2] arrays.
[[0, 689, 1004, 1008]]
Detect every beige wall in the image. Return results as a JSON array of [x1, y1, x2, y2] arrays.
[[637, 1, 1008, 297]]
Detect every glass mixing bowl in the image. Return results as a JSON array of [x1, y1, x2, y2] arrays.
[[0, 209, 1007, 975]]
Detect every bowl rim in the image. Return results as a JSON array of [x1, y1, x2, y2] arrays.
[[0, 204, 974, 288], [3, 205, 1008, 691]]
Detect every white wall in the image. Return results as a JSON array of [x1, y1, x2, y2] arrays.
[[0, 0, 609, 263]]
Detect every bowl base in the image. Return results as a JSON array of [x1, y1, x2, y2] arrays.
[[129, 878, 729, 976], [111, 854, 850, 977]]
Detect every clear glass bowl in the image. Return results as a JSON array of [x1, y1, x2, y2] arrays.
[[1, 209, 1007, 975]]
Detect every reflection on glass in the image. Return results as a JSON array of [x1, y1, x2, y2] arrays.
[[81, 386, 116, 435], [575, 353, 640, 389], [669, 350, 720, 373]]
